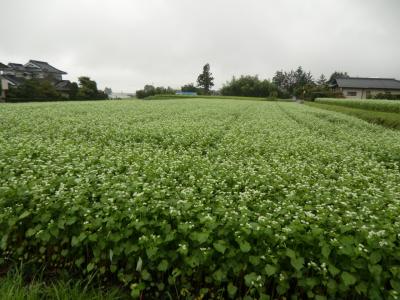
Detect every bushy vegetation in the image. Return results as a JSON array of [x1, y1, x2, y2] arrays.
[[76, 77, 108, 100], [7, 79, 62, 101], [371, 92, 400, 100], [6, 76, 107, 102], [315, 98, 400, 113], [1, 99, 400, 299], [135, 85, 175, 99], [220, 75, 277, 98]]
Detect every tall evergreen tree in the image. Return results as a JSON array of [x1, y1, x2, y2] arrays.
[[197, 63, 214, 95]]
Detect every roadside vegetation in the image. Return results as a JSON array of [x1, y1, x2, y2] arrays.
[[1, 99, 400, 299]]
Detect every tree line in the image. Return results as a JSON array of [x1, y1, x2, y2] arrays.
[[6, 76, 108, 101], [136, 64, 350, 100]]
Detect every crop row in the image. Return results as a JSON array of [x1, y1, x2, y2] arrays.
[[1, 99, 400, 299], [315, 98, 400, 113]]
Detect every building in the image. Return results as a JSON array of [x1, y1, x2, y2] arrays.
[[332, 77, 400, 99], [0, 60, 70, 99]]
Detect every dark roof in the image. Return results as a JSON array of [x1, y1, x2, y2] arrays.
[[55, 80, 72, 91], [8, 63, 26, 71], [1, 74, 25, 86], [27, 60, 67, 75], [0, 62, 10, 70], [335, 78, 400, 90]]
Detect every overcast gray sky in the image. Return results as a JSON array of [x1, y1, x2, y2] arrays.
[[1, 0, 399, 92]]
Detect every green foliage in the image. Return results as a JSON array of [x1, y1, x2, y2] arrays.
[[328, 71, 350, 84], [372, 92, 400, 100], [135, 85, 175, 99], [7, 79, 61, 101], [181, 83, 198, 93], [77, 77, 107, 100], [273, 66, 315, 98], [220, 75, 277, 98], [197, 63, 214, 95], [1, 98, 400, 298]]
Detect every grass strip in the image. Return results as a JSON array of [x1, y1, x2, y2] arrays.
[[307, 102, 400, 129]]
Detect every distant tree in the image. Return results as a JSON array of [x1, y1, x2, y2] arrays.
[[181, 83, 197, 93], [77, 76, 107, 100], [69, 82, 79, 99], [220, 75, 276, 98], [197, 63, 214, 95], [77, 76, 98, 99], [136, 84, 175, 99], [104, 87, 112, 96], [328, 71, 350, 84], [317, 74, 328, 86], [272, 66, 315, 98]]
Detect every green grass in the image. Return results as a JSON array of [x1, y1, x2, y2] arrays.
[[1, 98, 400, 298], [315, 98, 400, 113], [0, 269, 127, 300], [307, 101, 400, 129], [144, 94, 277, 101]]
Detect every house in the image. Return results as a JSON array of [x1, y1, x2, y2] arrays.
[[332, 77, 400, 99], [0, 60, 70, 98], [0, 63, 10, 100]]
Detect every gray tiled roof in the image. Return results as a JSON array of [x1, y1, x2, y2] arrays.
[[335, 78, 400, 90], [8, 63, 26, 71], [28, 60, 67, 75], [55, 80, 72, 91], [1, 74, 25, 86], [0, 62, 10, 70]]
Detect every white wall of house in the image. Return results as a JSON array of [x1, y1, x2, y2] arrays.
[[1, 78, 8, 99]]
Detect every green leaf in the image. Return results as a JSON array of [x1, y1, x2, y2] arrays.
[[286, 248, 296, 259], [213, 240, 227, 254], [249, 255, 260, 266], [130, 283, 145, 299], [239, 241, 251, 253], [87, 263, 95, 272], [19, 211, 31, 220], [141, 269, 152, 281], [260, 294, 271, 300], [71, 236, 79, 247], [146, 247, 157, 259], [341, 272, 357, 286], [110, 264, 117, 273], [157, 259, 168, 272], [321, 245, 331, 258], [291, 257, 304, 271], [328, 264, 340, 276], [244, 272, 258, 287], [227, 282, 238, 298], [213, 269, 225, 282], [390, 279, 400, 291], [26, 228, 36, 237], [370, 251, 382, 264], [190, 231, 209, 244], [265, 264, 277, 276]]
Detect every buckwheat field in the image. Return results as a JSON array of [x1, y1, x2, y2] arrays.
[[1, 99, 400, 299]]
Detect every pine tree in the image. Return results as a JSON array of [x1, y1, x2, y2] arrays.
[[197, 64, 214, 95]]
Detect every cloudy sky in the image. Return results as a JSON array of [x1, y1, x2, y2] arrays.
[[1, 0, 399, 92]]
